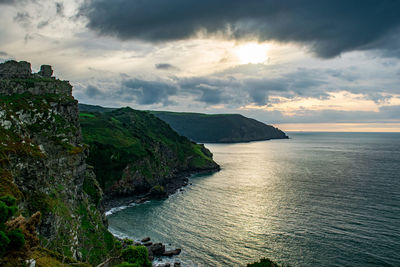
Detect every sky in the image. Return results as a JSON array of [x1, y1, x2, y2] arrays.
[[1, 0, 400, 132]]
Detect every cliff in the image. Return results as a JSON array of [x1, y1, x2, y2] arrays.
[[0, 61, 115, 265], [151, 111, 288, 143], [79, 107, 220, 200]]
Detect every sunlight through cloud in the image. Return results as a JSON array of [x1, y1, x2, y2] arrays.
[[235, 43, 269, 64]]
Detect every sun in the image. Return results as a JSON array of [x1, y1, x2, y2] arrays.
[[235, 43, 269, 64]]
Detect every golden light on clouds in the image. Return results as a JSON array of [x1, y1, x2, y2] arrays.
[[235, 43, 269, 64], [241, 91, 400, 116]]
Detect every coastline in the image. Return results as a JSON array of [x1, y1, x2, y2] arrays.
[[103, 166, 220, 211], [103, 167, 220, 267]]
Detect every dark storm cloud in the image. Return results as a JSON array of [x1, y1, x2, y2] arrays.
[[121, 78, 178, 105], [0, 0, 15, 4], [0, 51, 8, 56], [81, 0, 400, 58], [78, 65, 398, 109], [85, 85, 102, 98], [155, 63, 179, 71], [177, 68, 330, 106], [196, 88, 222, 104]]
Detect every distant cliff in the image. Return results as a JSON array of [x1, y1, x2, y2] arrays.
[[79, 107, 220, 200], [79, 104, 288, 143], [0, 61, 115, 265], [152, 111, 288, 143]]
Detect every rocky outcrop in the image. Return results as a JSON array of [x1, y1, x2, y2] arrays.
[[0, 60, 71, 96], [0, 60, 31, 79], [79, 107, 220, 202], [37, 65, 53, 78], [0, 60, 115, 265]]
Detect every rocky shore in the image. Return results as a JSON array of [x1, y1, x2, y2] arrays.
[[103, 168, 219, 211]]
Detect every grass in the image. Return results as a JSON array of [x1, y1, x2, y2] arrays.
[[79, 107, 218, 194], [79, 113, 96, 118]]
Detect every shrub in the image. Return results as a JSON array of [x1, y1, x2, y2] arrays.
[[0, 195, 17, 207], [0, 231, 10, 256], [0, 196, 17, 226], [124, 238, 133, 245], [115, 240, 122, 249], [121, 246, 151, 267], [116, 262, 140, 267], [0, 202, 8, 226], [150, 185, 166, 197], [7, 228, 25, 250]]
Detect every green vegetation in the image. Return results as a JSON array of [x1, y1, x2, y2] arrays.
[[79, 112, 96, 118], [117, 246, 151, 267], [31, 247, 91, 267], [0, 196, 25, 257], [79, 107, 218, 195], [1, 88, 116, 265], [6, 228, 25, 250], [151, 111, 288, 143]]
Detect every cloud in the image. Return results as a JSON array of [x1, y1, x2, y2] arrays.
[[120, 78, 178, 105], [0, 0, 15, 4], [81, 0, 400, 58], [14, 12, 31, 27], [0, 51, 12, 62], [155, 63, 179, 71], [85, 85, 103, 98], [56, 2, 64, 16]]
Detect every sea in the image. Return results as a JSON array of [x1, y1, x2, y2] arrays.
[[107, 132, 400, 266]]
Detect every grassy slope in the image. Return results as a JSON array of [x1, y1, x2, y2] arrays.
[[79, 104, 288, 143], [79, 107, 219, 195], [151, 111, 288, 143]]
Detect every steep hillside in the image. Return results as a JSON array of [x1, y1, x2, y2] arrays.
[[152, 111, 288, 143], [79, 104, 288, 143], [79, 107, 220, 199], [0, 61, 116, 265]]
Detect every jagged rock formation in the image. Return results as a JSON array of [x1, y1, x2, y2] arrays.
[[0, 61, 72, 96], [0, 61, 115, 265], [0, 60, 31, 79]]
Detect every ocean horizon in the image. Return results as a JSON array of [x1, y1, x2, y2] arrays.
[[108, 132, 400, 266]]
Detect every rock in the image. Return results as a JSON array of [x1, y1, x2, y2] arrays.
[[141, 237, 151, 242], [147, 249, 154, 261], [174, 263, 181, 267], [149, 243, 165, 256], [0, 61, 111, 265], [165, 264, 171, 267], [163, 249, 182, 257], [143, 242, 153, 246], [0, 60, 31, 78], [38, 65, 53, 78], [26, 259, 36, 267]]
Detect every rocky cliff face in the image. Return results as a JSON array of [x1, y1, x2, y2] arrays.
[[79, 107, 220, 201], [0, 61, 115, 265]]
